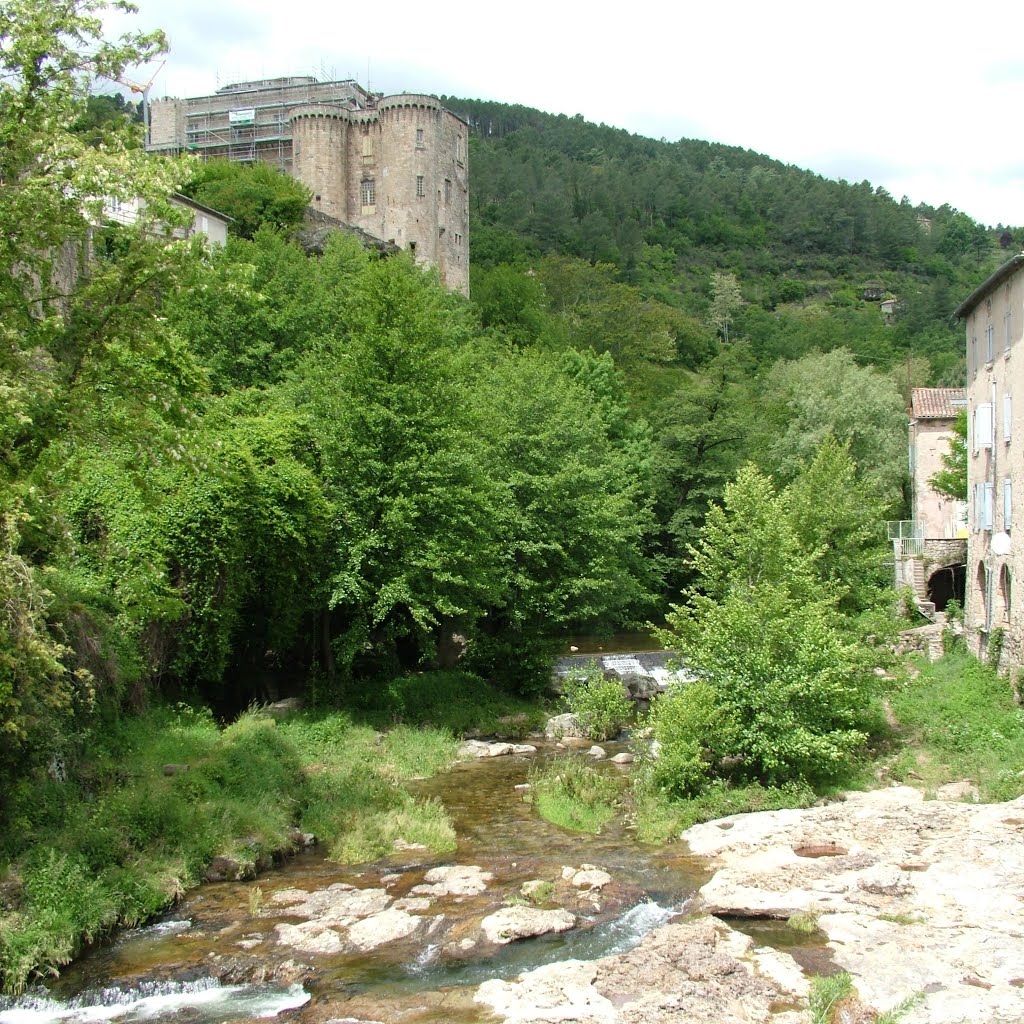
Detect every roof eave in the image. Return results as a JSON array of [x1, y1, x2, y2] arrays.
[[953, 253, 1024, 320]]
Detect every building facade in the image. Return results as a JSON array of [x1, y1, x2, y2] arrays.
[[148, 76, 469, 294], [909, 387, 967, 540], [955, 254, 1024, 662]]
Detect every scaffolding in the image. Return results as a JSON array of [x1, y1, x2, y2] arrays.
[[178, 78, 371, 171]]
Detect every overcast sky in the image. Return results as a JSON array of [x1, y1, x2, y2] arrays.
[[105, 0, 1024, 228]]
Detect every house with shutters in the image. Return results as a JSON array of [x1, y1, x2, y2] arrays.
[[954, 253, 1024, 664]]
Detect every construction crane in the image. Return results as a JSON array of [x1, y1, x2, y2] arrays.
[[108, 60, 165, 148]]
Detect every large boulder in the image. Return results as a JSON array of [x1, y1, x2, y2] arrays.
[[480, 906, 576, 945], [544, 713, 586, 739], [347, 908, 426, 951], [475, 917, 806, 1023]]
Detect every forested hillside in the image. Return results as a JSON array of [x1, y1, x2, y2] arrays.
[[446, 96, 1012, 384]]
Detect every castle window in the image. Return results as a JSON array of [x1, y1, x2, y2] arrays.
[[416, 128, 424, 147], [444, 178, 451, 203], [360, 179, 375, 209], [416, 175, 424, 198]]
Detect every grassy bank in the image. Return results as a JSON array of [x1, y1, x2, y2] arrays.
[[0, 669, 542, 996], [886, 649, 1024, 801]]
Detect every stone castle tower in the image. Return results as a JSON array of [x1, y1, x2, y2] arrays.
[[148, 76, 469, 294]]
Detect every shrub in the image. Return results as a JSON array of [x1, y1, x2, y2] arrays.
[[527, 756, 620, 833], [643, 681, 739, 797], [561, 660, 632, 741]]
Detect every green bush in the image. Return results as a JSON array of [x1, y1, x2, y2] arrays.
[[642, 680, 739, 797], [561, 660, 632, 741]]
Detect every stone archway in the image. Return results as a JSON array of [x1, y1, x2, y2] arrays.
[[927, 563, 966, 612]]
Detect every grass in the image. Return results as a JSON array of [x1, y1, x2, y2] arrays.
[[355, 669, 547, 737], [0, 703, 461, 996], [527, 756, 621, 833], [787, 910, 820, 934], [631, 779, 818, 844], [808, 973, 923, 1024], [887, 650, 1024, 801], [809, 972, 855, 1024]]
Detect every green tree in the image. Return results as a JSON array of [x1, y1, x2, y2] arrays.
[[655, 464, 880, 787], [707, 271, 743, 343], [0, 0, 194, 784], [757, 348, 907, 503], [928, 408, 968, 502], [650, 342, 756, 588], [181, 159, 312, 238], [785, 436, 892, 617], [293, 244, 501, 682], [468, 348, 658, 690]]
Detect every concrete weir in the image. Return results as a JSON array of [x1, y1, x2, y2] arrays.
[[552, 651, 695, 691]]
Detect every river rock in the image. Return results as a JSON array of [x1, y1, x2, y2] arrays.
[[683, 786, 1024, 1023], [520, 879, 552, 901], [411, 864, 493, 898], [269, 883, 391, 924], [609, 752, 634, 764], [475, 917, 806, 1023], [567, 866, 612, 890], [480, 906, 576, 945], [511, 743, 538, 755], [274, 919, 346, 955], [458, 740, 516, 758], [347, 908, 425, 951], [588, 745, 607, 758], [204, 855, 252, 883], [544, 713, 586, 739], [557, 737, 591, 749]]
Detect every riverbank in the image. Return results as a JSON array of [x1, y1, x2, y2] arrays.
[[0, 670, 545, 996]]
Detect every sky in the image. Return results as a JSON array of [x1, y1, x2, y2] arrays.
[[104, 0, 1024, 228]]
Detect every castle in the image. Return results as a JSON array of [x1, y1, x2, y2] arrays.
[[148, 76, 469, 294]]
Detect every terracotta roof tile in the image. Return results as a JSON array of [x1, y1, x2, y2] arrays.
[[911, 387, 966, 420]]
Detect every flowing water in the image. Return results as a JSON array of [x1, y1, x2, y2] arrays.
[[2, 742, 710, 1024]]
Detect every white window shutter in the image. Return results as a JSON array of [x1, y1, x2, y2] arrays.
[[1005, 478, 1013, 530], [984, 481, 994, 530], [978, 403, 994, 449], [1005, 393, 1013, 442]]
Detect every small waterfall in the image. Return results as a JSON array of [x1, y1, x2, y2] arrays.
[[550, 900, 676, 964], [0, 979, 309, 1024]]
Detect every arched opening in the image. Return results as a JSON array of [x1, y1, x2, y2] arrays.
[[927, 563, 966, 612], [999, 564, 1012, 624]]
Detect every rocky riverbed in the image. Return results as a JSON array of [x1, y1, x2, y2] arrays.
[[8, 735, 1024, 1024], [683, 786, 1024, 1024]]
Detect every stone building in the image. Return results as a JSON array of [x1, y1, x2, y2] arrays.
[[148, 76, 469, 294], [954, 253, 1024, 663], [890, 388, 968, 615], [909, 387, 967, 540]]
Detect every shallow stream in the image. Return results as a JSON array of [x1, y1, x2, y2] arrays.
[[1, 740, 710, 1024]]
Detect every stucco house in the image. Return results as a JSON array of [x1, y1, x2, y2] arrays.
[[954, 253, 1024, 664]]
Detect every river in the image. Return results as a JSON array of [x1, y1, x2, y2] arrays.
[[0, 741, 709, 1024]]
